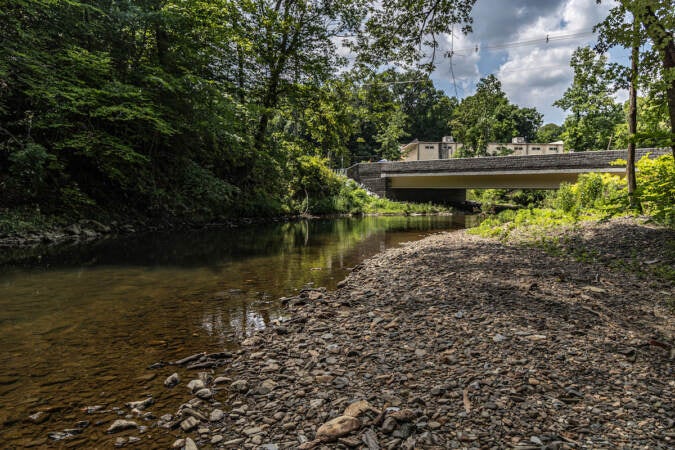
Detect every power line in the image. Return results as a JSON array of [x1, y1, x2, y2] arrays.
[[449, 24, 459, 97]]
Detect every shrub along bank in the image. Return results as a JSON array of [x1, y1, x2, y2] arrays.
[[469, 154, 674, 283]]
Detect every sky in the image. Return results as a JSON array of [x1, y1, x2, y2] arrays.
[[429, 0, 628, 125]]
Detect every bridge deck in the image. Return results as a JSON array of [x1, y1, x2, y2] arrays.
[[346, 149, 669, 203]]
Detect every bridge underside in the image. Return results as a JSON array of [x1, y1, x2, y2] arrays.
[[385, 170, 624, 205], [387, 169, 624, 190], [346, 149, 668, 207]]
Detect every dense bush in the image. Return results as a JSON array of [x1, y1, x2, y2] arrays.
[[636, 154, 674, 225], [471, 154, 675, 239], [550, 172, 628, 218]]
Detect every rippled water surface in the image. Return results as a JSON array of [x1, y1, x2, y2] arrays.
[[0, 215, 474, 447]]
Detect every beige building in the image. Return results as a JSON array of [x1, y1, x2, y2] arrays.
[[400, 136, 462, 161], [486, 137, 564, 156], [401, 137, 564, 161]]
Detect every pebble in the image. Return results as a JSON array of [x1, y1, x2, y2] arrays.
[[180, 417, 199, 432], [164, 373, 180, 388], [195, 388, 212, 399], [231, 379, 248, 392], [187, 379, 205, 392], [134, 221, 674, 450], [209, 409, 224, 422]]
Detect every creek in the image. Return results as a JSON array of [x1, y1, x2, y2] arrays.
[[0, 215, 477, 447]]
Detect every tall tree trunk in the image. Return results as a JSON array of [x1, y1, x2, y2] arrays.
[[627, 20, 638, 209]]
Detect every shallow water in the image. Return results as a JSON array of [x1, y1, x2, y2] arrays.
[[0, 215, 474, 447]]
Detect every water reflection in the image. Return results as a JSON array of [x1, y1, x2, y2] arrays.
[[0, 215, 470, 447]]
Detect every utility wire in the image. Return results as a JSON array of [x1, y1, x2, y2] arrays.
[[449, 24, 459, 97]]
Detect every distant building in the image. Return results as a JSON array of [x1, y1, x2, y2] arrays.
[[486, 137, 564, 156], [400, 137, 462, 161], [400, 136, 564, 161]]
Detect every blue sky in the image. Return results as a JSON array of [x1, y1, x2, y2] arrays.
[[430, 0, 629, 125]]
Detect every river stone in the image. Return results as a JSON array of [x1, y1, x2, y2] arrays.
[[316, 416, 361, 441], [107, 420, 138, 433], [258, 379, 277, 395], [125, 397, 153, 410], [195, 388, 212, 399], [382, 416, 397, 433], [211, 435, 223, 444], [213, 376, 230, 385], [182, 407, 207, 421], [185, 437, 199, 450], [28, 411, 48, 424], [343, 400, 374, 417], [172, 439, 185, 448], [389, 409, 415, 422], [181, 416, 200, 432], [209, 408, 224, 422], [187, 379, 205, 392], [362, 429, 380, 450], [164, 373, 180, 388], [231, 379, 248, 392], [243, 426, 263, 436]]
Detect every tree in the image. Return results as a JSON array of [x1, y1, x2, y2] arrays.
[[595, 0, 675, 157], [612, 96, 671, 147], [536, 123, 563, 143], [356, 0, 476, 70], [554, 47, 624, 151], [380, 70, 458, 141], [451, 75, 542, 156]]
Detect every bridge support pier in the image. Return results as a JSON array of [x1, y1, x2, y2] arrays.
[[387, 188, 466, 206]]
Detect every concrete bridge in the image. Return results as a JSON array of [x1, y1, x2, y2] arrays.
[[346, 148, 669, 204]]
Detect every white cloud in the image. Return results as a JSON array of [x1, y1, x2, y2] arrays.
[[431, 0, 624, 124]]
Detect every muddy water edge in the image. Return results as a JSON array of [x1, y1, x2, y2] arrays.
[[0, 215, 477, 448]]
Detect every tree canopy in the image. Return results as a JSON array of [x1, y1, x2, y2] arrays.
[[554, 47, 624, 152], [0, 0, 476, 220], [450, 75, 543, 156]]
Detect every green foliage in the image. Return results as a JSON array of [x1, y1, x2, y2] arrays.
[[536, 123, 563, 143], [451, 75, 543, 156], [2, 0, 474, 227], [635, 154, 675, 225], [555, 47, 624, 151], [470, 207, 577, 241], [550, 173, 628, 218], [612, 96, 672, 149], [472, 155, 674, 242]]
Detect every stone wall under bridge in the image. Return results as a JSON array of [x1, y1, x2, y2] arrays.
[[345, 149, 670, 206]]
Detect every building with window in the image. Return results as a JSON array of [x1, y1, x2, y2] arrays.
[[400, 137, 564, 161], [400, 137, 462, 161], [486, 138, 564, 156]]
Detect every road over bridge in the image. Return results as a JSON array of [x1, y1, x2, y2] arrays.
[[346, 149, 669, 204]]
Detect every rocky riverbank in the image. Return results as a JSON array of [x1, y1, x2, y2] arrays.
[[53, 219, 674, 449]]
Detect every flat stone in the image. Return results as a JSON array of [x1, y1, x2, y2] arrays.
[[243, 426, 263, 436], [107, 420, 138, 434], [316, 416, 361, 441], [125, 397, 153, 410], [184, 437, 199, 450], [195, 388, 213, 399]]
